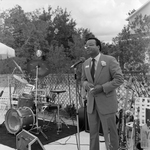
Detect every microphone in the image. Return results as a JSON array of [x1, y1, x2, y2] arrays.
[[70, 57, 85, 68], [0, 91, 4, 97]]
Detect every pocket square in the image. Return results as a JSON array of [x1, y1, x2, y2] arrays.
[[85, 65, 89, 68]]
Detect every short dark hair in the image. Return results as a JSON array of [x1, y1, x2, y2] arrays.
[[87, 37, 102, 51]]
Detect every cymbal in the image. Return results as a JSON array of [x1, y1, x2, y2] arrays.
[[50, 90, 66, 94], [13, 75, 28, 84], [27, 60, 50, 78]]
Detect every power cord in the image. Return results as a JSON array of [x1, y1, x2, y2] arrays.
[[48, 135, 89, 146]]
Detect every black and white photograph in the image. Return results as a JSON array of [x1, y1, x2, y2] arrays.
[[0, 0, 150, 150]]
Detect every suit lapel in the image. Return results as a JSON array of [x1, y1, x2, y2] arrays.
[[85, 59, 93, 83]]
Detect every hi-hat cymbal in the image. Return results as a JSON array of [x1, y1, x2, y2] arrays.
[[13, 75, 28, 84], [27, 60, 50, 78], [50, 90, 66, 94]]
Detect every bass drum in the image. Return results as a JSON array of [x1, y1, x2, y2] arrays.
[[5, 107, 35, 135]]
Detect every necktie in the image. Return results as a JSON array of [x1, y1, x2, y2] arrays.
[[91, 58, 95, 81]]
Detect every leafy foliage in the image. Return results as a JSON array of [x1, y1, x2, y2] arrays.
[[113, 14, 150, 73], [0, 5, 92, 75], [0, 5, 150, 76]]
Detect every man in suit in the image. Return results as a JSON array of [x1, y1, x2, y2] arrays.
[[81, 37, 124, 150]]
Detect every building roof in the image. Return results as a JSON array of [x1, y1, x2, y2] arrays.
[[126, 0, 150, 21]]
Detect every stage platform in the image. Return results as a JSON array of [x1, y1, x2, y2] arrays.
[[0, 131, 106, 150]]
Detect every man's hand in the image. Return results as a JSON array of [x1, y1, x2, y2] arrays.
[[83, 81, 94, 92], [90, 85, 103, 96]]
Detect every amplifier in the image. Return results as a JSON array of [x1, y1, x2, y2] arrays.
[[16, 129, 45, 150]]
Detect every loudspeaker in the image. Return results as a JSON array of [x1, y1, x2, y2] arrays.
[[146, 108, 150, 127], [16, 129, 45, 150], [78, 100, 103, 136]]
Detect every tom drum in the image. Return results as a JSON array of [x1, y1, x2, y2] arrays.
[[17, 97, 35, 110]]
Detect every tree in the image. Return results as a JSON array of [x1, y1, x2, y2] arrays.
[[0, 5, 95, 74], [113, 14, 150, 72]]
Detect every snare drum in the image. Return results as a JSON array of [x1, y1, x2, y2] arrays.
[[5, 107, 35, 134]]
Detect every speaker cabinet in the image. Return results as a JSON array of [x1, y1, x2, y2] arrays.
[[78, 100, 103, 136], [146, 108, 150, 127], [16, 129, 45, 150]]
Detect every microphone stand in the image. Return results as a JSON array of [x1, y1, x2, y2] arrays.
[[73, 67, 81, 150]]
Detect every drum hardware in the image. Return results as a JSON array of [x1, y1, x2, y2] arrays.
[[50, 90, 69, 134], [41, 94, 57, 129], [42, 104, 60, 130], [27, 61, 48, 140]]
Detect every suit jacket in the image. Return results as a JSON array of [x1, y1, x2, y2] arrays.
[[81, 54, 124, 115]]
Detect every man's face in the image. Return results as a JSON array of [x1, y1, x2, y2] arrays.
[[85, 39, 100, 57]]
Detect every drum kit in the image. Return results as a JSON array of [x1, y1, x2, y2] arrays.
[[4, 60, 50, 139]]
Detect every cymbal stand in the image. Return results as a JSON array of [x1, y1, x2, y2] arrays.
[[30, 65, 48, 140]]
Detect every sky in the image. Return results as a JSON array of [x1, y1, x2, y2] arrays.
[[0, 0, 149, 43]]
